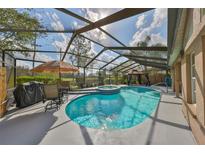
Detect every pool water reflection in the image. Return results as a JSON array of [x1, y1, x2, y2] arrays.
[[65, 86, 160, 129]]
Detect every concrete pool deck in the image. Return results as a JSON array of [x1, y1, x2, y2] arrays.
[[0, 88, 196, 145]]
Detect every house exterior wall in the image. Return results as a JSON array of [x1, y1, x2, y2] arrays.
[[172, 8, 205, 144], [174, 62, 181, 97]]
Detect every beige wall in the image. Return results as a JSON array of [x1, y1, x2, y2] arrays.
[[171, 68, 175, 92], [195, 37, 205, 126], [172, 8, 205, 144], [181, 55, 191, 103], [174, 62, 181, 97]]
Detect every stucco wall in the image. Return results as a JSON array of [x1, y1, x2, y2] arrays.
[[172, 8, 205, 144], [195, 38, 205, 126]]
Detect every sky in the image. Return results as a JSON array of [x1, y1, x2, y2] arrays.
[[14, 8, 167, 72]]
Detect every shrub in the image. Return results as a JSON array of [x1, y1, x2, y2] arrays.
[[17, 76, 55, 84]]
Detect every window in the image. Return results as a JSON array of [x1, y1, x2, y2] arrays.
[[190, 52, 196, 103], [200, 8, 205, 21]]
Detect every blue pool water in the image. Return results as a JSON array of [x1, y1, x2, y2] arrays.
[[65, 86, 160, 129]]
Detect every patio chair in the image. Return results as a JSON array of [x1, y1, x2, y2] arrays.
[[57, 80, 71, 93], [43, 84, 62, 112]]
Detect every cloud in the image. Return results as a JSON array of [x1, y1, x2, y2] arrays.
[[130, 27, 151, 46], [129, 8, 167, 47], [35, 53, 54, 62], [83, 8, 121, 22], [16, 53, 54, 69], [83, 8, 100, 22], [14, 52, 32, 68], [82, 8, 167, 48], [49, 12, 65, 31], [136, 14, 146, 29], [14, 52, 46, 62], [16, 60, 32, 69], [49, 9, 121, 52], [72, 21, 81, 29], [151, 8, 167, 28], [81, 9, 114, 42], [149, 33, 167, 46], [44, 11, 70, 51], [52, 33, 70, 51], [86, 29, 107, 42], [87, 42, 98, 56]]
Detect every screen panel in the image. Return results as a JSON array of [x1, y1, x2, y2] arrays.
[[100, 9, 167, 47], [67, 8, 123, 22], [113, 56, 129, 65], [89, 60, 107, 69], [97, 50, 119, 63], [14, 8, 88, 31], [81, 29, 124, 47]]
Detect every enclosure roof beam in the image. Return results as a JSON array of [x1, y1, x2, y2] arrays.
[[56, 8, 91, 23], [4, 52, 15, 59], [79, 34, 105, 47], [5, 49, 64, 53], [139, 63, 168, 69], [62, 33, 77, 61], [0, 28, 74, 33], [117, 62, 138, 72], [56, 9, 151, 56], [109, 59, 130, 71], [84, 48, 107, 68], [99, 55, 121, 70], [4, 49, 116, 65], [75, 8, 153, 34], [16, 58, 45, 63], [68, 53, 118, 65], [73, 8, 154, 58], [132, 59, 169, 69], [123, 54, 167, 61], [129, 58, 167, 65], [79, 35, 123, 58], [130, 58, 167, 66], [107, 46, 167, 51], [56, 9, 128, 49], [15, 58, 101, 70], [66, 53, 118, 65], [4, 49, 167, 62]]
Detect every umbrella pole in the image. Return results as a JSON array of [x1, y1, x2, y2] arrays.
[[59, 70, 61, 82]]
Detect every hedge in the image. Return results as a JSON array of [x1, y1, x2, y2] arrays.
[[17, 76, 56, 84]]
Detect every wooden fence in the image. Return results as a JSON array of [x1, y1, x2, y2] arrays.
[[0, 67, 7, 117]]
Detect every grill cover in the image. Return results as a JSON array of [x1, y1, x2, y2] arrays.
[[13, 82, 44, 108]]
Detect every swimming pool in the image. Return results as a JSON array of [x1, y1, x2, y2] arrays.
[[65, 86, 160, 130]]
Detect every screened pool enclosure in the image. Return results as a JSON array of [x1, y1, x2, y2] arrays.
[[0, 8, 169, 88]]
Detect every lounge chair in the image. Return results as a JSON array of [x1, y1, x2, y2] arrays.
[[43, 84, 62, 112]]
